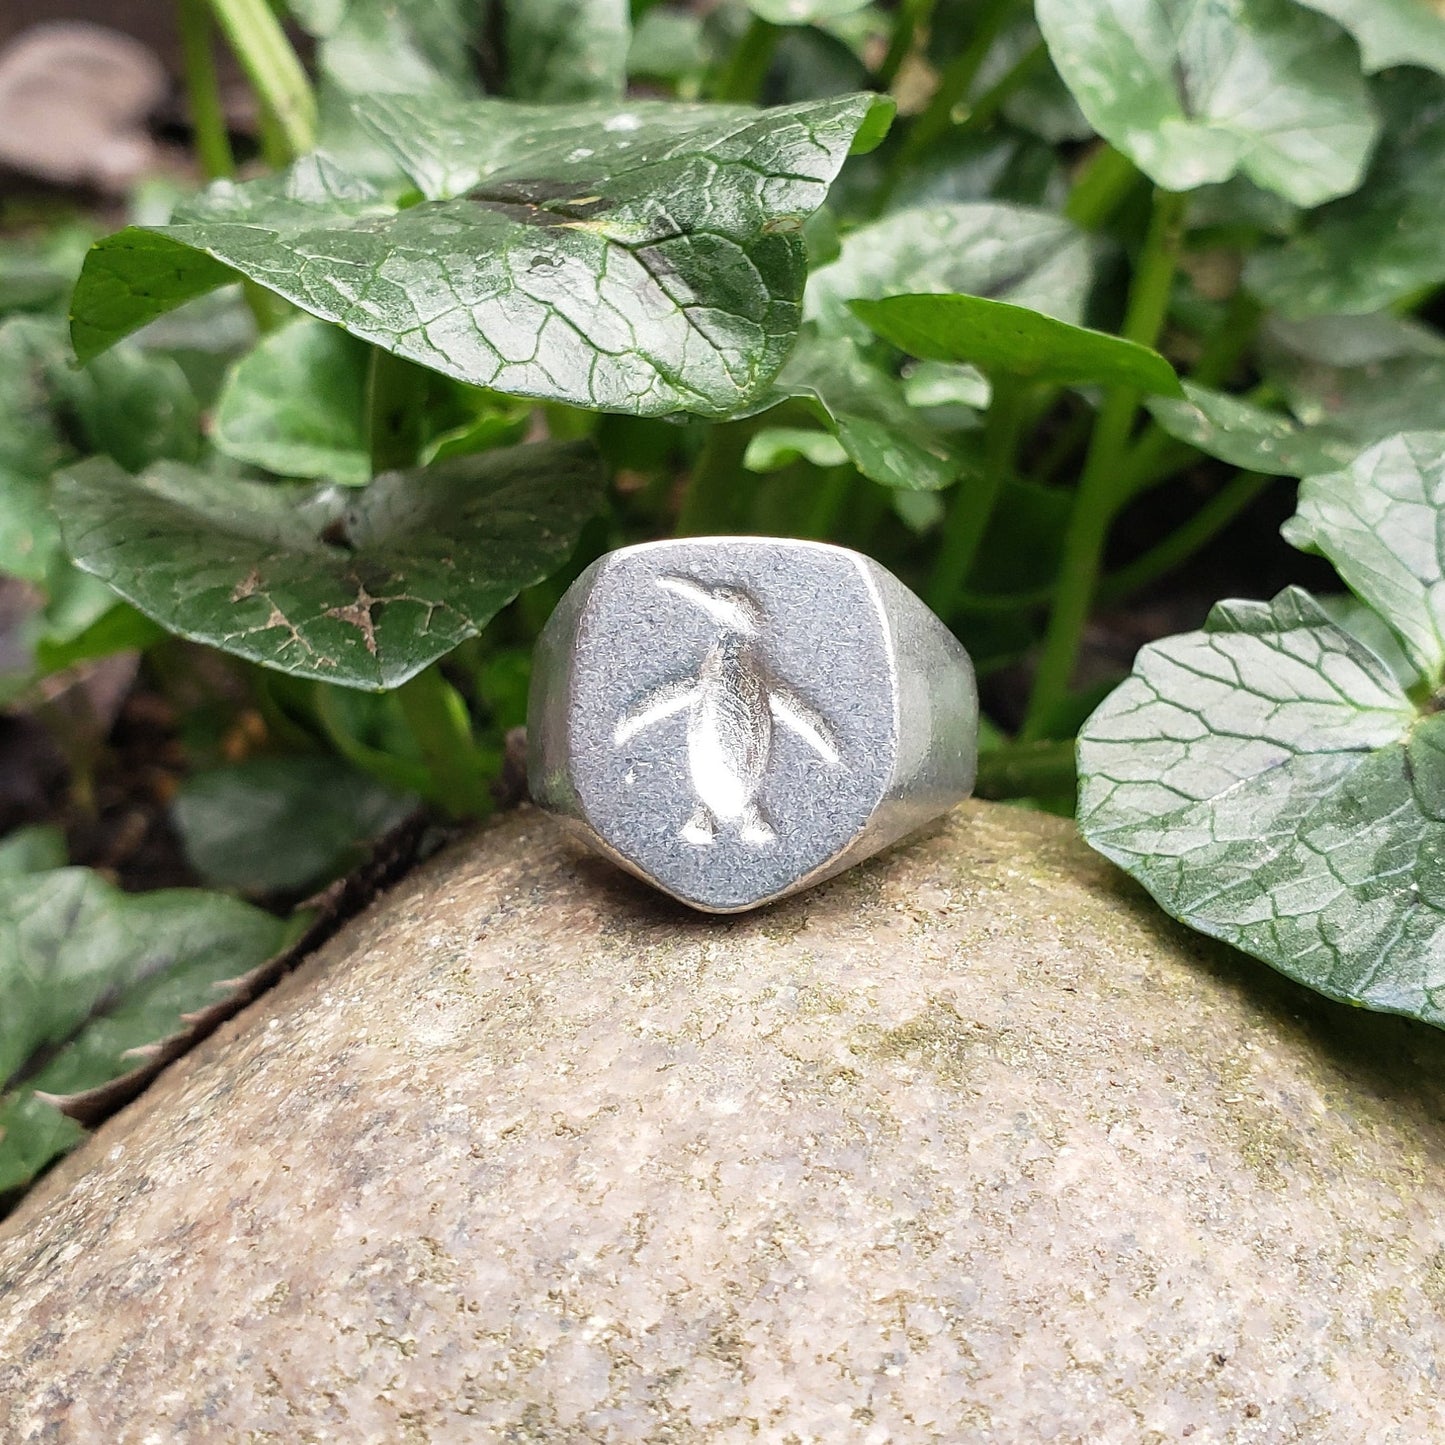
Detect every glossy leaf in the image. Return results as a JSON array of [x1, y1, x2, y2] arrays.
[[851, 292, 1182, 395], [1079, 586, 1445, 1027], [56, 442, 605, 690], [0, 868, 288, 1192], [1281, 433, 1445, 681], [505, 0, 630, 102], [1246, 72, 1445, 317], [1080, 435, 1445, 1027], [174, 756, 413, 894], [71, 94, 893, 419], [1145, 381, 1360, 477], [805, 202, 1093, 341], [214, 318, 371, 485], [1037, 0, 1378, 206], [1293, 0, 1445, 75]]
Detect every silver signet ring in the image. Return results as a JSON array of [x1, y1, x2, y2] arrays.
[[527, 536, 978, 913]]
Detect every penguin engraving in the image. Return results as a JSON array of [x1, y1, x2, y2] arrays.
[[613, 574, 842, 846]]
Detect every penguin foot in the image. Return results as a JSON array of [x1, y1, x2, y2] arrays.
[[681, 807, 717, 846]]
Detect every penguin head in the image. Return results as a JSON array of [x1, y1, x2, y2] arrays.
[[656, 574, 764, 636]]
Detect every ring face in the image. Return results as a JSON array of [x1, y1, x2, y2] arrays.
[[529, 537, 977, 913]]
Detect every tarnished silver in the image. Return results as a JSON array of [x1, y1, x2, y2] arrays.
[[527, 536, 977, 913]]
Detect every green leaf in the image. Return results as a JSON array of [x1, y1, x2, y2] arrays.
[[56, 441, 605, 690], [804, 202, 1093, 342], [71, 94, 893, 419], [0, 316, 199, 583], [1281, 433, 1445, 683], [0, 318, 69, 581], [1078, 584, 1445, 1027], [1261, 313, 1445, 446], [32, 603, 164, 675], [851, 292, 1182, 395], [747, 0, 870, 22], [902, 360, 990, 411], [0, 868, 288, 1192], [0, 827, 66, 878], [55, 345, 201, 474], [1145, 381, 1361, 478], [289, 0, 484, 99], [767, 330, 978, 491], [745, 427, 848, 472], [1292, 0, 1445, 75], [504, 0, 630, 102], [214, 318, 371, 485], [174, 756, 413, 895], [1036, 0, 1378, 206], [1246, 71, 1445, 317]]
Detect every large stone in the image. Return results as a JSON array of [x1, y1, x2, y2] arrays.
[[2, 802, 1445, 1441]]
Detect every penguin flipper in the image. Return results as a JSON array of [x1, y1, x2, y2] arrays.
[[614, 678, 696, 745], [768, 687, 840, 766]]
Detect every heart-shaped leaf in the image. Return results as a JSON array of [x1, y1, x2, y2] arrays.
[[805, 201, 1093, 339], [1145, 381, 1361, 478], [1037, 0, 1378, 206], [214, 317, 371, 485], [0, 867, 289, 1193], [1293, 0, 1445, 75], [70, 93, 893, 420], [56, 441, 605, 690], [1078, 433, 1445, 1029], [851, 292, 1182, 395], [505, 0, 631, 102], [1246, 71, 1445, 317]]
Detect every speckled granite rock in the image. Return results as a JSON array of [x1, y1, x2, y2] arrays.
[[3, 802, 1445, 1442]]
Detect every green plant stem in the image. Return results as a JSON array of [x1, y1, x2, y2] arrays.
[[207, 0, 317, 160], [1100, 472, 1272, 603], [366, 348, 427, 475], [876, 0, 935, 89], [178, 0, 236, 180], [928, 375, 1025, 620], [312, 684, 433, 796], [1064, 144, 1141, 231], [395, 668, 494, 820], [1114, 289, 1262, 500], [179, 0, 280, 331], [677, 421, 752, 535], [894, 0, 1016, 173], [1022, 187, 1186, 741], [974, 738, 1076, 800], [711, 15, 779, 102], [800, 465, 854, 540]]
